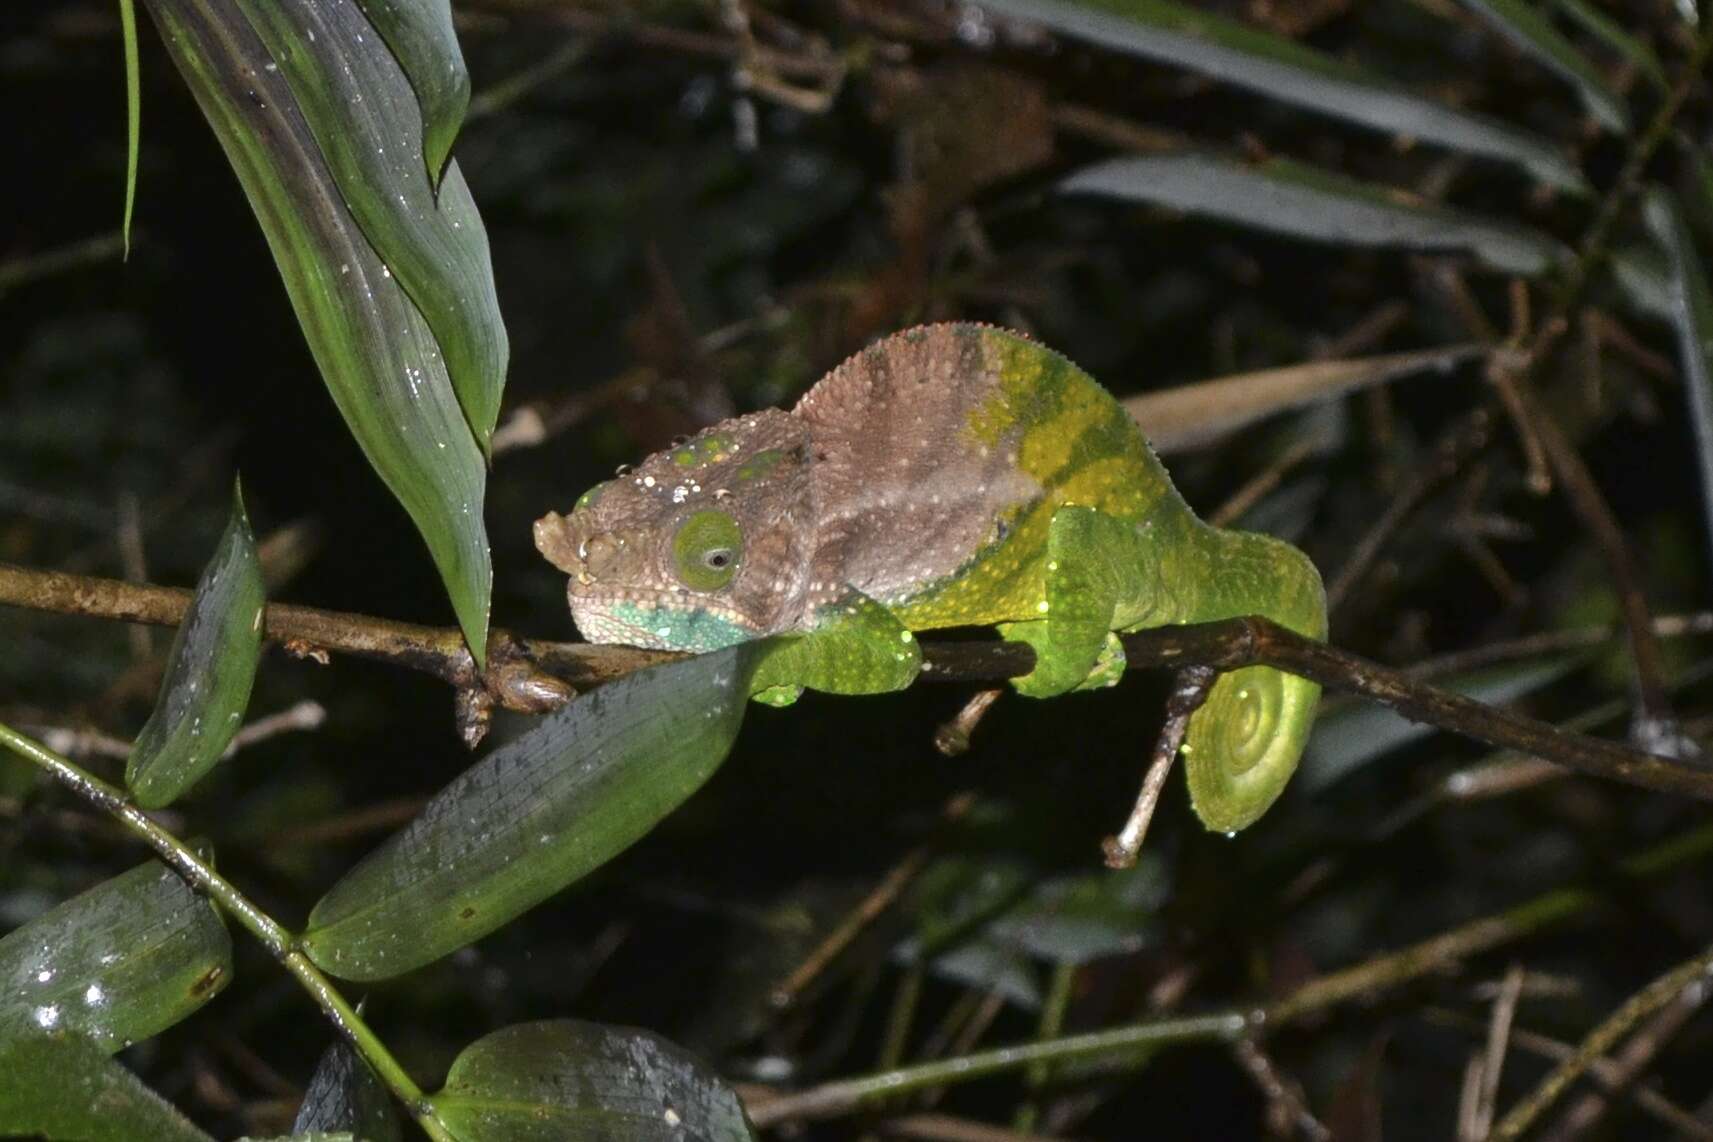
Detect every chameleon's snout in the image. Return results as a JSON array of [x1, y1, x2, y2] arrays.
[[577, 533, 623, 582], [532, 510, 629, 587]]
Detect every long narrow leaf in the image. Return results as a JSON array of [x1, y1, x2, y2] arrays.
[[237, 0, 506, 447], [979, 0, 1584, 191], [302, 649, 753, 980], [431, 1020, 755, 1142], [0, 861, 231, 1051], [1062, 154, 1568, 275], [1458, 0, 1629, 131], [352, 0, 469, 185], [143, 0, 491, 661], [1123, 344, 1483, 453], [127, 481, 264, 808], [0, 1033, 215, 1142], [1552, 0, 1668, 92], [119, 0, 141, 257], [1644, 191, 1713, 580]]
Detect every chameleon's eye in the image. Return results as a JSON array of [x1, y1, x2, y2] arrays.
[[672, 510, 743, 591]]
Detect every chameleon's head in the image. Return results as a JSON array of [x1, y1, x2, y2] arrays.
[[533, 410, 817, 651]]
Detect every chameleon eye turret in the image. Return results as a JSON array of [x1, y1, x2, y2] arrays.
[[671, 510, 744, 592], [534, 324, 1327, 850]]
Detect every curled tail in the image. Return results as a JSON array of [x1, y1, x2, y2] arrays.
[[1180, 529, 1326, 833]]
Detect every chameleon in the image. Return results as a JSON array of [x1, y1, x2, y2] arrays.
[[533, 324, 1327, 833]]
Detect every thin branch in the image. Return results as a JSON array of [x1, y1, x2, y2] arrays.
[[746, 1012, 1254, 1127], [769, 792, 977, 1011], [1102, 665, 1215, 869], [750, 822, 1713, 1129], [4, 562, 1711, 802], [1488, 943, 1713, 1141], [0, 721, 456, 1142], [1539, 973, 1712, 1142], [1425, 1009, 1713, 1141]]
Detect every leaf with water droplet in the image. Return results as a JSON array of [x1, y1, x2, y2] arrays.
[[0, 861, 231, 1051], [236, 0, 504, 449], [0, 1032, 215, 1141], [429, 1020, 755, 1141], [302, 648, 753, 980], [348, 0, 468, 186], [302, 604, 917, 980], [127, 480, 264, 808], [141, 0, 493, 661]]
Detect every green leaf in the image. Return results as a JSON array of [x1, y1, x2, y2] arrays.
[[293, 1039, 401, 1142], [118, 0, 141, 258], [0, 861, 231, 1051], [984, 858, 1169, 965], [1552, 0, 1668, 93], [142, 0, 492, 662], [0, 1032, 215, 1142], [302, 649, 753, 980], [126, 481, 265, 808], [978, 0, 1585, 191], [1611, 244, 1675, 322], [430, 1020, 755, 1141], [1062, 154, 1569, 275], [351, 0, 469, 186], [1643, 192, 1713, 576], [1457, 0, 1629, 132], [236, 0, 506, 447]]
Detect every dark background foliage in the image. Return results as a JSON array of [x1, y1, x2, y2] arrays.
[[4, 0, 1713, 1137]]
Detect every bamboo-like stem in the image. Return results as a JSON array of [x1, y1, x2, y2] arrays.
[[0, 721, 458, 1142]]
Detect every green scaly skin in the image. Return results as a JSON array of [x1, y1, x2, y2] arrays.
[[539, 325, 1327, 833]]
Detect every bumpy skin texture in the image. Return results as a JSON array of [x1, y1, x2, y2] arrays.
[[535, 324, 1328, 832]]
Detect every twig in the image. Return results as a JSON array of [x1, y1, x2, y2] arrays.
[[1425, 1009, 1713, 1141], [1233, 1037, 1330, 1141], [1499, 367, 1692, 755], [769, 792, 977, 1010], [750, 821, 1713, 1129], [881, 1114, 1068, 1142], [1465, 964, 1526, 1140], [1102, 665, 1215, 869], [746, 1012, 1254, 1126], [1539, 973, 1712, 1142], [1488, 942, 1713, 1141], [25, 700, 325, 764], [934, 688, 1004, 756], [1325, 408, 1493, 614]]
